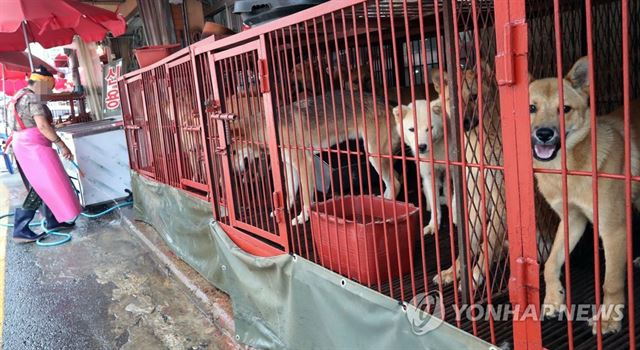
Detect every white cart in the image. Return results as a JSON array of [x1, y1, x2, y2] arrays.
[[57, 119, 131, 207]]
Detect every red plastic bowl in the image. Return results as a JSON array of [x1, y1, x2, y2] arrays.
[[134, 44, 181, 68], [310, 195, 419, 286]]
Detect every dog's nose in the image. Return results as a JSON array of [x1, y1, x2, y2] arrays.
[[418, 144, 428, 153], [535, 128, 555, 143]]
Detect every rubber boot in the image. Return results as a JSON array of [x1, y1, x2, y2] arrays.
[[41, 205, 75, 231], [12, 208, 45, 243]]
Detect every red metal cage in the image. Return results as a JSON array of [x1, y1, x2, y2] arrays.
[[118, 0, 640, 348]]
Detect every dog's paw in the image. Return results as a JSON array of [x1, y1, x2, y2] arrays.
[[423, 223, 436, 236], [382, 189, 396, 200], [542, 287, 566, 318], [433, 266, 455, 285], [471, 267, 485, 290], [291, 211, 310, 226], [588, 315, 622, 335], [382, 178, 401, 200]]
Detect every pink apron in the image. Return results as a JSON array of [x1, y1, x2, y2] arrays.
[[10, 91, 82, 222]]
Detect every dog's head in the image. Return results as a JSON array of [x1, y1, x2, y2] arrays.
[[229, 142, 262, 173], [326, 65, 372, 92], [392, 99, 445, 156], [529, 56, 590, 162], [431, 62, 495, 131], [291, 60, 317, 94]]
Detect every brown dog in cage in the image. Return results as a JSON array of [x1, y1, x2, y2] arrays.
[[293, 59, 438, 105], [393, 98, 453, 235], [530, 56, 640, 335], [429, 63, 508, 291], [227, 91, 402, 225], [328, 65, 439, 105]]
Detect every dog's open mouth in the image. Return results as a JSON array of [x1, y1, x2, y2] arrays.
[[533, 144, 559, 161]]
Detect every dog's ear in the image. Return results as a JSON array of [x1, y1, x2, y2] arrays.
[[565, 56, 590, 96], [431, 69, 447, 94], [392, 104, 407, 123]]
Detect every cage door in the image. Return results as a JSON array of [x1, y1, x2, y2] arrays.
[[209, 39, 289, 251]]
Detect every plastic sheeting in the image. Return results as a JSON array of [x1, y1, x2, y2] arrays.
[[131, 172, 496, 350]]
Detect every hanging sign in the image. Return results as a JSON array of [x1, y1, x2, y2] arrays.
[[102, 58, 123, 118]]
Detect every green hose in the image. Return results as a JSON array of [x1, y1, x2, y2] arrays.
[[0, 201, 133, 247]]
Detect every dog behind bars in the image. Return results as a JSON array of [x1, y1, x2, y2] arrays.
[[393, 98, 453, 235], [530, 56, 640, 335], [227, 91, 402, 225], [429, 63, 507, 290]]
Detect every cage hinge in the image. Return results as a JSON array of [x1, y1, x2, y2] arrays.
[[272, 191, 284, 223], [495, 21, 528, 87], [509, 256, 539, 308], [258, 58, 270, 93]]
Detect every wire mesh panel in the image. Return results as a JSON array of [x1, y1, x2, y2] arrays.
[[123, 76, 155, 178], [524, 0, 640, 349], [168, 57, 210, 196]]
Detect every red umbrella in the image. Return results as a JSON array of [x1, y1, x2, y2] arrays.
[[0, 51, 57, 74], [0, 78, 28, 96], [1, 51, 56, 97], [0, 0, 126, 68]]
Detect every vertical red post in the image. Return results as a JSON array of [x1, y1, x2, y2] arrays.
[[493, 1, 542, 350]]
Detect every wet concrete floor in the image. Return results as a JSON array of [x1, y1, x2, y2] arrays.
[[0, 172, 220, 349]]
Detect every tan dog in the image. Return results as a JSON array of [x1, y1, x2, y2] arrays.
[[530, 56, 640, 335], [393, 98, 452, 235], [228, 91, 402, 225], [327, 65, 439, 105], [430, 64, 507, 290]]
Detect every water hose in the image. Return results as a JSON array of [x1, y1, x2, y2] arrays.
[[0, 201, 133, 247], [1, 156, 133, 246]]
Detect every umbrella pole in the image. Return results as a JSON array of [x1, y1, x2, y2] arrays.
[[2, 65, 6, 136], [21, 21, 34, 71]]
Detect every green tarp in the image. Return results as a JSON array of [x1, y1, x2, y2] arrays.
[[131, 172, 496, 350]]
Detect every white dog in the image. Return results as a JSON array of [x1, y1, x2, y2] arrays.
[[393, 99, 451, 235]]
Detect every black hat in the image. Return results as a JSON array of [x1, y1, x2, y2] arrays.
[[32, 65, 53, 77]]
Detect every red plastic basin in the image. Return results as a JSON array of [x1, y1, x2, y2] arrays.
[[134, 44, 181, 68], [310, 195, 419, 286]]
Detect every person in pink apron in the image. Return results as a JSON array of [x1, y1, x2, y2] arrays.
[[9, 66, 82, 243]]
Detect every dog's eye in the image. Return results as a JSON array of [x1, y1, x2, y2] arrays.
[[563, 105, 572, 113], [529, 104, 537, 113], [408, 127, 415, 132]]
